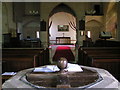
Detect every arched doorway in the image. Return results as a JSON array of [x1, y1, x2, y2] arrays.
[[86, 20, 104, 42], [49, 12, 76, 45], [48, 3, 77, 45], [48, 3, 77, 64]]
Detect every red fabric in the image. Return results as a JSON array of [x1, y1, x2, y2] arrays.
[[53, 46, 75, 61]]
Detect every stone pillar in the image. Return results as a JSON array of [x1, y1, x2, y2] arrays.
[[75, 17, 85, 63], [116, 2, 120, 41], [40, 19, 48, 48], [77, 18, 85, 47]]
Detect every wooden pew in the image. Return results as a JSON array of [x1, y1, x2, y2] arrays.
[[2, 48, 44, 55], [2, 48, 50, 84], [83, 52, 120, 66], [92, 58, 120, 81], [78, 47, 120, 81], [78, 47, 120, 65], [2, 48, 44, 72], [38, 48, 50, 66], [2, 57, 36, 72], [81, 47, 120, 50]]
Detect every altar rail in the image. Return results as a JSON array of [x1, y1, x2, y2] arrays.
[[2, 48, 50, 72], [78, 47, 120, 81]]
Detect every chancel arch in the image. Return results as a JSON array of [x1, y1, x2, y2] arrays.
[[48, 3, 77, 64], [48, 3, 77, 45]]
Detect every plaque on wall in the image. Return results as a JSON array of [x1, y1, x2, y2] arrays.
[[40, 20, 46, 31], [58, 25, 69, 31], [79, 20, 85, 30]]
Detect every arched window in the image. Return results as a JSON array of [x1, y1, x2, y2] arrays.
[[87, 31, 91, 38]]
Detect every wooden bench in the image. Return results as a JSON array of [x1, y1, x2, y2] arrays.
[[78, 47, 120, 81], [83, 52, 120, 66], [92, 58, 120, 81], [2, 56, 37, 72], [2, 48, 44, 72], [2, 48, 50, 83], [78, 47, 120, 65]]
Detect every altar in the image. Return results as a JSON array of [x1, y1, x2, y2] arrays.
[[56, 37, 71, 44], [2, 64, 120, 89]]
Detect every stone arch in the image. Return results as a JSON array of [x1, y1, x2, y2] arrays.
[[49, 3, 76, 18], [22, 17, 40, 27], [48, 3, 77, 45], [86, 20, 104, 42], [86, 20, 103, 27], [48, 3, 77, 63], [22, 17, 40, 39]]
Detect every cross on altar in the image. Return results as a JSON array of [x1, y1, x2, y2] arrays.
[[63, 33, 64, 37]]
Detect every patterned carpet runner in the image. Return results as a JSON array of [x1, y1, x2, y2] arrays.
[[53, 46, 75, 61]]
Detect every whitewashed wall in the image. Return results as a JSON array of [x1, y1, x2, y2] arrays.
[[49, 12, 76, 44]]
